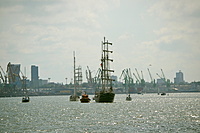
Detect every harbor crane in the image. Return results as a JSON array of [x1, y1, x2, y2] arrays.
[[132, 68, 146, 94], [0, 71, 3, 83], [135, 68, 142, 81], [120, 68, 134, 94], [7, 62, 17, 84], [161, 69, 166, 81], [133, 72, 140, 84], [147, 68, 153, 83], [93, 68, 102, 91], [0, 66, 7, 84], [156, 69, 170, 88], [134, 68, 145, 88], [147, 68, 156, 88], [86, 66, 93, 85]]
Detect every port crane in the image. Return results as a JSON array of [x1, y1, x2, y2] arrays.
[[156, 69, 170, 88], [120, 68, 134, 94], [135, 68, 142, 82], [156, 69, 171, 95], [134, 68, 145, 88], [0, 71, 3, 83], [132, 68, 146, 93], [0, 66, 7, 84], [147, 68, 156, 88], [86, 66, 94, 87], [120, 68, 134, 100], [93, 68, 102, 92], [132, 72, 140, 84]]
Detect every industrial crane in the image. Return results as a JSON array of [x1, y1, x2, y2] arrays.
[[147, 68, 156, 88], [147, 68, 153, 83], [120, 68, 134, 100], [132, 68, 146, 94], [141, 71, 144, 80], [119, 69, 129, 93], [6, 62, 16, 84], [0, 71, 3, 83], [120, 69, 134, 88], [93, 68, 102, 92], [135, 68, 141, 81], [0, 66, 7, 84], [156, 69, 170, 87], [132, 72, 140, 84], [134, 68, 145, 88], [86, 66, 93, 85], [161, 69, 166, 82]]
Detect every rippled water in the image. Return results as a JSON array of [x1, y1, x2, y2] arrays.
[[0, 93, 200, 132]]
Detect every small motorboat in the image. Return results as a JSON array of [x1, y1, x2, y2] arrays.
[[22, 96, 30, 102], [161, 92, 166, 96], [80, 92, 91, 103], [126, 94, 132, 101]]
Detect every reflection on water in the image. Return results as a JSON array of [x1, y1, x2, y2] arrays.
[[0, 93, 200, 132]]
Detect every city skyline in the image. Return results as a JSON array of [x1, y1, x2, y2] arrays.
[[0, 0, 200, 83], [0, 62, 190, 84]]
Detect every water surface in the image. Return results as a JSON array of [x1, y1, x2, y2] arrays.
[[0, 93, 199, 132]]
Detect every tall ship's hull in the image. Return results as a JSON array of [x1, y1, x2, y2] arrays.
[[94, 92, 115, 103]]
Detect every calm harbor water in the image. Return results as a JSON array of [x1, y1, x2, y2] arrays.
[[0, 93, 200, 133]]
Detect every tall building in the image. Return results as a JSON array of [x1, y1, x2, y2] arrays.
[[31, 65, 39, 88], [174, 70, 184, 84]]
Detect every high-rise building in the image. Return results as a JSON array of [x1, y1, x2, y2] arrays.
[[31, 65, 39, 88], [174, 70, 184, 84]]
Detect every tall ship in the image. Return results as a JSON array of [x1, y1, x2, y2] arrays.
[[70, 52, 81, 101], [94, 37, 115, 103]]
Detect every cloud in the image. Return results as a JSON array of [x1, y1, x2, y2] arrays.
[[0, 0, 199, 83], [0, 0, 121, 82], [144, 0, 200, 81]]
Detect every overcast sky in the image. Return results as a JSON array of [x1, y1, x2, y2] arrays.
[[0, 0, 200, 83]]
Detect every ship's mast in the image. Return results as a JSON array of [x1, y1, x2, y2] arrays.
[[73, 51, 76, 96], [101, 37, 114, 92]]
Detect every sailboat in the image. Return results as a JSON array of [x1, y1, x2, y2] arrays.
[[94, 37, 115, 103], [22, 75, 30, 102], [70, 51, 80, 101]]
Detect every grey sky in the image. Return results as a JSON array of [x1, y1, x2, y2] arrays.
[[0, 0, 200, 83]]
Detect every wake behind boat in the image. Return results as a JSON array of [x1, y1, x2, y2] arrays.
[[94, 37, 115, 103]]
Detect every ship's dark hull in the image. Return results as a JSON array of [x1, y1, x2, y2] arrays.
[[80, 98, 91, 103], [126, 96, 132, 101], [22, 97, 30, 102], [94, 92, 115, 103], [161, 92, 166, 96]]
